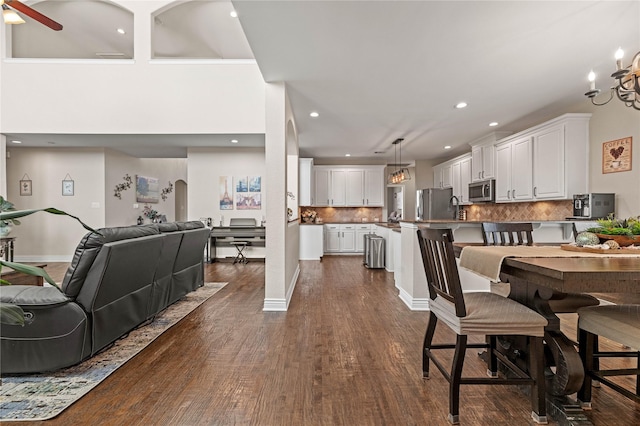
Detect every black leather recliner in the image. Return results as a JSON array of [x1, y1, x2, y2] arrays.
[[1, 221, 209, 374]]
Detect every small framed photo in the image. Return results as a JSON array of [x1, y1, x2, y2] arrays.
[[62, 180, 74, 196], [19, 180, 32, 196]]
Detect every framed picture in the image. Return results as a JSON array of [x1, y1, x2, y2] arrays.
[[602, 136, 632, 174], [19, 180, 32, 196], [62, 180, 74, 196], [136, 175, 160, 203]]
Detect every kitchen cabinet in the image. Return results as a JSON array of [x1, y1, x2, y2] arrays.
[[469, 132, 511, 183], [450, 154, 472, 204], [299, 224, 323, 260], [494, 113, 590, 203], [433, 163, 452, 189], [364, 168, 384, 206], [313, 166, 385, 207], [434, 154, 471, 204], [299, 158, 314, 206], [345, 170, 365, 206], [314, 168, 330, 206], [471, 144, 494, 182], [324, 224, 356, 253], [495, 136, 533, 202], [532, 124, 566, 200], [355, 224, 374, 252]]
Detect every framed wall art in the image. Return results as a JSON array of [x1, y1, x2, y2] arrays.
[[602, 136, 632, 174], [219, 176, 234, 210], [136, 175, 160, 203], [19, 174, 32, 196], [62, 174, 74, 196], [62, 180, 74, 196]]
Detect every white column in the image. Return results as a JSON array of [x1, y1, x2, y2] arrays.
[[398, 222, 430, 310], [264, 82, 288, 311]]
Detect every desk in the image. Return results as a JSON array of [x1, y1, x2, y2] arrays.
[[1, 237, 16, 262], [209, 226, 266, 262], [0, 263, 48, 286], [456, 244, 640, 424]]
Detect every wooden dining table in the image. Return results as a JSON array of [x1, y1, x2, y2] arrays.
[[454, 243, 640, 425]]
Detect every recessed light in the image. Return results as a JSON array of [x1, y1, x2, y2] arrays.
[[11, 140, 22, 144], [345, 154, 351, 157], [489, 122, 499, 127], [444, 145, 451, 150], [309, 111, 319, 118], [455, 102, 467, 109], [116, 28, 126, 35], [230, 10, 238, 18], [231, 139, 239, 144]]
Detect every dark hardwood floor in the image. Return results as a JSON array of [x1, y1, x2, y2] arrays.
[[12, 258, 640, 425]]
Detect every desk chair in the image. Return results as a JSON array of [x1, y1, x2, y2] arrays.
[[230, 241, 249, 264], [577, 304, 640, 405], [481, 222, 599, 313], [417, 228, 548, 424]]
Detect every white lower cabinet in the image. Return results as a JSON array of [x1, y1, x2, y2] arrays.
[[324, 224, 362, 253], [299, 225, 324, 260], [355, 224, 374, 252]]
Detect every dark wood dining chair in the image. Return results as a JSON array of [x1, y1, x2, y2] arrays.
[[417, 228, 548, 424], [481, 222, 599, 314], [577, 304, 640, 405]]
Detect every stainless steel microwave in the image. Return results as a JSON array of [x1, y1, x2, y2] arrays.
[[468, 179, 495, 203]]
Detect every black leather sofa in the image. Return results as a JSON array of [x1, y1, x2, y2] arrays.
[[0, 221, 210, 374]]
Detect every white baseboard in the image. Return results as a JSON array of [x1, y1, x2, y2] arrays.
[[398, 287, 430, 311], [263, 264, 300, 312]]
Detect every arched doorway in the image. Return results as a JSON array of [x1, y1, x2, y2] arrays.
[[175, 179, 187, 221]]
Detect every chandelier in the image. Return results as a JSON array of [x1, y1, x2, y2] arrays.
[[388, 138, 411, 184], [585, 48, 640, 111]]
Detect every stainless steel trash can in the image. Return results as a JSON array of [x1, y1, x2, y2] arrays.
[[364, 234, 385, 269]]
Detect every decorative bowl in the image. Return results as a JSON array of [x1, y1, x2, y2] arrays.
[[595, 233, 640, 247]]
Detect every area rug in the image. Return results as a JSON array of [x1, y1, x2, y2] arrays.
[[0, 282, 227, 422]]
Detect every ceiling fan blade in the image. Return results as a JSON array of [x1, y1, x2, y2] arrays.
[[6, 0, 63, 31]]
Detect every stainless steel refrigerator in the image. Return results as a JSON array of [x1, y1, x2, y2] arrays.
[[416, 187, 454, 220]]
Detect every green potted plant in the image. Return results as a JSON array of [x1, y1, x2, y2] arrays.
[[0, 204, 99, 325], [0, 196, 20, 237], [588, 214, 640, 246]]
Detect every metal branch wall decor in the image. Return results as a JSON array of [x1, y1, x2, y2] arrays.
[[161, 182, 174, 201], [113, 174, 133, 199]]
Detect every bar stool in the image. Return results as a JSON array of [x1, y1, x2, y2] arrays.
[[230, 241, 249, 264], [577, 304, 640, 406]]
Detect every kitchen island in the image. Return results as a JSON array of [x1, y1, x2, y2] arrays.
[[395, 220, 577, 310]]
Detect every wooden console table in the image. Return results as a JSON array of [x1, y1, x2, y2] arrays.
[[1, 263, 48, 286]]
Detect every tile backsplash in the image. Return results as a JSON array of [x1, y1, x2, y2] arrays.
[[465, 200, 573, 221], [299, 200, 573, 223], [299, 207, 383, 223]]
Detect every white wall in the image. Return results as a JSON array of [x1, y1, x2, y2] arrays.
[[585, 99, 640, 218], [187, 147, 266, 223], [105, 150, 187, 227], [5, 147, 106, 261]]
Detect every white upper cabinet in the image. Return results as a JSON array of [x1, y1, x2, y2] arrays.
[[434, 154, 472, 204], [495, 113, 590, 203], [495, 136, 533, 202], [345, 170, 365, 206], [532, 124, 565, 199], [312, 166, 385, 207], [299, 158, 314, 206], [364, 168, 384, 206], [314, 168, 331, 206], [469, 132, 511, 182]]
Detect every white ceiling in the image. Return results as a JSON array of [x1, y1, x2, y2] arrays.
[[3, 0, 640, 162]]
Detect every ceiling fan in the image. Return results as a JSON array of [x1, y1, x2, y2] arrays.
[[1, 0, 62, 31]]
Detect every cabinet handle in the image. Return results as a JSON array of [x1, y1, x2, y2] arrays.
[[482, 171, 485, 179], [533, 186, 537, 197], [507, 190, 511, 200], [512, 189, 515, 199], [363, 199, 365, 205]]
